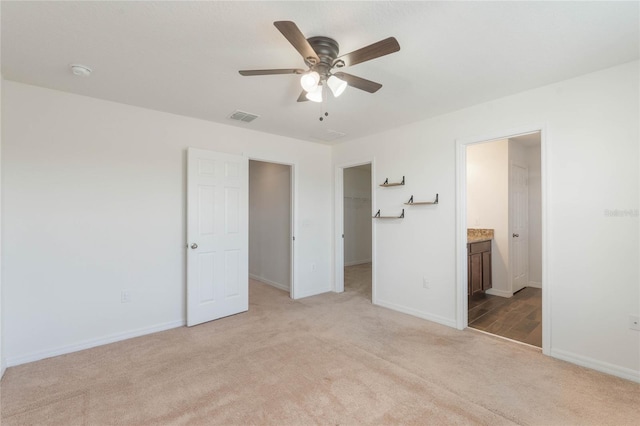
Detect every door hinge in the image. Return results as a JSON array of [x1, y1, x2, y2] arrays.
[[342, 234, 344, 238], [292, 236, 295, 241]]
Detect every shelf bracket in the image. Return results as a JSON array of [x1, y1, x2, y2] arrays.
[[404, 193, 439, 205], [379, 176, 405, 187], [372, 209, 404, 219]]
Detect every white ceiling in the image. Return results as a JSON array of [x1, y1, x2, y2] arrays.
[[2, 1, 638, 145]]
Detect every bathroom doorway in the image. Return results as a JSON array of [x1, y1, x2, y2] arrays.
[[461, 131, 544, 348]]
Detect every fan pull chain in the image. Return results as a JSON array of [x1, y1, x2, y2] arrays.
[[319, 84, 329, 122]]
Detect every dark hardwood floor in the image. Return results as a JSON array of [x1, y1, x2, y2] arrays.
[[468, 287, 542, 347]]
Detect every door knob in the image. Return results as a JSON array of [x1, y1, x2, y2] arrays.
[[512, 233, 519, 238], [190, 243, 198, 249]]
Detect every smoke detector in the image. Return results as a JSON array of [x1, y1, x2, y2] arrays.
[[70, 64, 92, 77]]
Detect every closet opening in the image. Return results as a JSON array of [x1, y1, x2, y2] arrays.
[[248, 160, 294, 298]]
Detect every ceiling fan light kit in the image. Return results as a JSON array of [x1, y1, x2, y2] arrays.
[[327, 75, 347, 97], [305, 83, 323, 102], [239, 21, 400, 105], [300, 71, 320, 92]]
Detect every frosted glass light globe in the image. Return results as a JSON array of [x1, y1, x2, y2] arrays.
[[305, 84, 323, 102], [300, 71, 320, 92], [328, 75, 347, 97]]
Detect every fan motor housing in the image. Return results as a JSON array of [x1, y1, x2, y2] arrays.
[[306, 36, 340, 74]]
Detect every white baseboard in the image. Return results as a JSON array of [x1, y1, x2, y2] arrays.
[[249, 274, 289, 292], [528, 281, 542, 289], [345, 259, 372, 267], [294, 286, 331, 300], [375, 299, 457, 329], [485, 288, 513, 298], [7, 319, 185, 368], [550, 348, 639, 383]]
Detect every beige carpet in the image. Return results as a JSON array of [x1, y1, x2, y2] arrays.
[[2, 263, 638, 425]]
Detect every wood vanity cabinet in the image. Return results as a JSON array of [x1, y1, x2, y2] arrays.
[[467, 240, 492, 296]]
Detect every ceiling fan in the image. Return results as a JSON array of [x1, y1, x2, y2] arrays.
[[239, 21, 400, 103]]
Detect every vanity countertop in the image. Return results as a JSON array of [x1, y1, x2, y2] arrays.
[[467, 228, 494, 243]]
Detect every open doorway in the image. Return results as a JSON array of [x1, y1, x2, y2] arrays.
[[248, 160, 293, 298], [343, 164, 373, 300], [334, 160, 375, 301], [457, 130, 546, 351]]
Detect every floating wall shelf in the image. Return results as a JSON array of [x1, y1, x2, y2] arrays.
[[380, 176, 405, 187], [373, 209, 404, 219], [404, 194, 439, 205]]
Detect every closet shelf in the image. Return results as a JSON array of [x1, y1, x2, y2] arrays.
[[404, 194, 439, 205], [380, 176, 405, 187], [373, 209, 404, 219]]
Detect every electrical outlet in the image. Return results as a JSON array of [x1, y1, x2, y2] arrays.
[[422, 277, 429, 289], [630, 315, 640, 331], [311, 263, 316, 272], [121, 290, 131, 303]]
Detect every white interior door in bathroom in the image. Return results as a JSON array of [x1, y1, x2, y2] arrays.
[[510, 163, 529, 293]]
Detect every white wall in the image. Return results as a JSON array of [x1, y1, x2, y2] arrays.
[[344, 165, 372, 266], [526, 143, 543, 286], [333, 61, 639, 381], [1, 81, 332, 365], [467, 139, 510, 296], [249, 160, 291, 291], [0, 72, 4, 379]]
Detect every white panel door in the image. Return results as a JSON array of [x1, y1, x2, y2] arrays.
[[510, 164, 529, 293], [187, 148, 248, 326]]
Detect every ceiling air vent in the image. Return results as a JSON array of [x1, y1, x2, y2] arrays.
[[312, 129, 347, 142], [228, 110, 259, 123]]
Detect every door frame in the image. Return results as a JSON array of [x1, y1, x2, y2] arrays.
[[248, 156, 297, 299], [455, 124, 550, 354], [334, 158, 376, 302]]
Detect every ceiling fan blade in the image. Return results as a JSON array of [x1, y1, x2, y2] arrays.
[[297, 91, 309, 102], [239, 69, 305, 76], [273, 21, 320, 64], [335, 37, 400, 67], [333, 72, 382, 93]]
